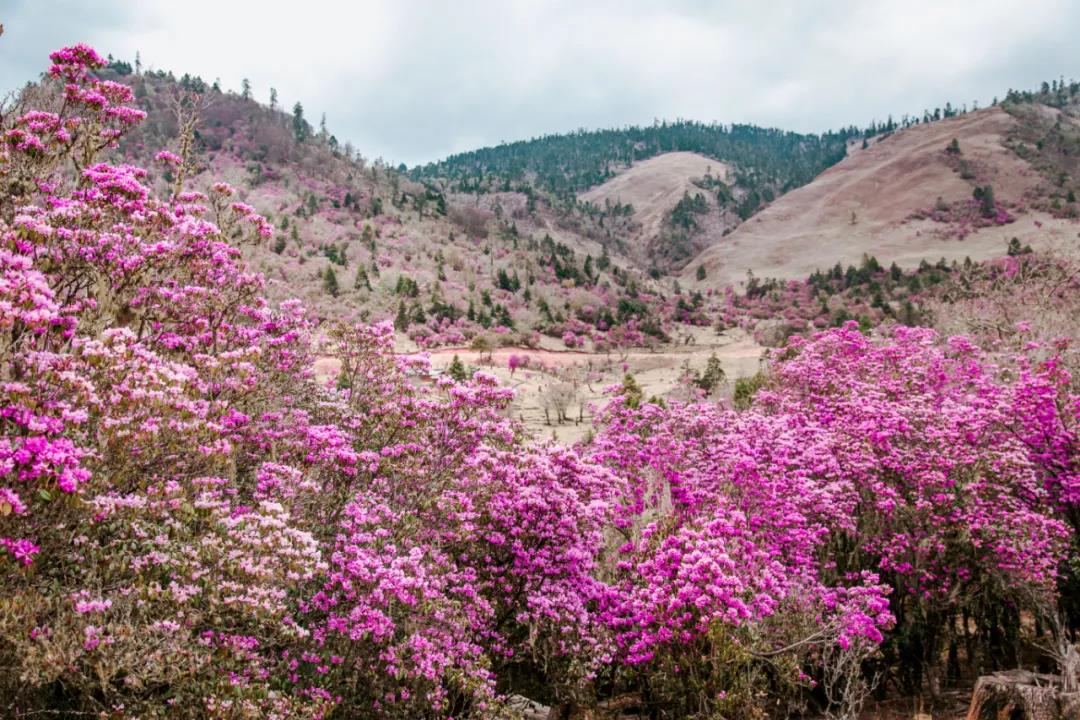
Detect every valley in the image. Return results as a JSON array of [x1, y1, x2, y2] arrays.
[[90, 62, 1080, 452], [314, 323, 765, 444]]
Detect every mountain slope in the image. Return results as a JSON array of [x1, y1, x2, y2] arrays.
[[580, 152, 728, 231], [60, 63, 687, 352], [578, 151, 734, 268], [63, 61, 1080, 352], [682, 106, 1076, 288], [411, 120, 858, 273]]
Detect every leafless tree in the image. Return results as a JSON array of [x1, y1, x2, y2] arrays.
[[822, 640, 880, 720], [1023, 588, 1080, 693], [542, 382, 577, 424], [168, 89, 212, 197]]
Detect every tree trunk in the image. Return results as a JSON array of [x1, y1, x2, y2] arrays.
[[966, 670, 1080, 720], [508, 694, 551, 719]]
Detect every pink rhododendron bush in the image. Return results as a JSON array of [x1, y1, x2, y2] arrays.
[[0, 45, 1077, 719], [587, 324, 1077, 712]]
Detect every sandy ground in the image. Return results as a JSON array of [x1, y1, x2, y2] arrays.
[[682, 107, 1080, 288], [580, 151, 729, 242], [314, 325, 766, 445]]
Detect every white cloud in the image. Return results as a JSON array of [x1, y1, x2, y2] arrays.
[[2, 0, 1078, 165]]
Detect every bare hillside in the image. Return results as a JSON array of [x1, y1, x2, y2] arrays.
[[579, 151, 728, 239], [682, 107, 1076, 287]]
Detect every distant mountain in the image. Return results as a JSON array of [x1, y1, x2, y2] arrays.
[[574, 151, 739, 270], [410, 123, 852, 274], [683, 89, 1080, 289], [411, 119, 853, 200], [408, 101, 1031, 273]]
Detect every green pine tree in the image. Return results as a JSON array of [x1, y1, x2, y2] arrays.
[[411, 301, 427, 325], [323, 267, 339, 297], [694, 353, 725, 395], [621, 373, 643, 409], [354, 265, 371, 291], [447, 355, 467, 382], [394, 301, 410, 331], [292, 102, 308, 142]]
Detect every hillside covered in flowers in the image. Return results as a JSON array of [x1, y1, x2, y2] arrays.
[[36, 55, 692, 354], [0, 45, 1078, 720]]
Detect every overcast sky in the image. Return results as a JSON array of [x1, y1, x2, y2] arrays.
[[3, 0, 1079, 166]]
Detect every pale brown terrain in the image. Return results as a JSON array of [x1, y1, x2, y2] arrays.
[[314, 324, 766, 445], [579, 151, 730, 249], [424, 325, 763, 444], [681, 107, 1079, 288]]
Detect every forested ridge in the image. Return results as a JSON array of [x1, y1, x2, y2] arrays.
[[412, 120, 854, 200]]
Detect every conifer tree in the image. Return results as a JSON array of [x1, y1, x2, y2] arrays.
[[354, 265, 371, 291], [292, 102, 308, 142], [394, 301, 410, 331], [323, 267, 339, 297], [694, 354, 725, 395], [621, 373, 644, 409], [447, 355, 467, 382]]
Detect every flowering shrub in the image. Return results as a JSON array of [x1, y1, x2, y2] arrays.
[[0, 44, 1076, 719], [929, 251, 1080, 377], [587, 323, 1075, 710], [507, 353, 532, 374], [0, 44, 625, 718], [910, 197, 1015, 240]]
